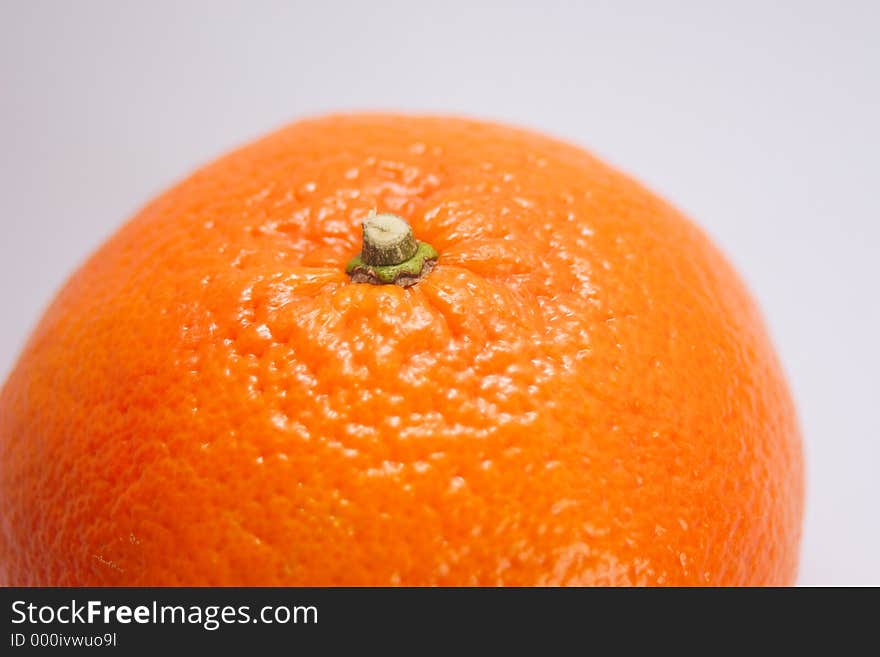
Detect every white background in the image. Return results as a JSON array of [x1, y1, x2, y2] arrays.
[[1, 0, 878, 585]]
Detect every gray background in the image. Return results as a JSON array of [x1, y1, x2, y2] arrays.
[[1, 0, 878, 585]]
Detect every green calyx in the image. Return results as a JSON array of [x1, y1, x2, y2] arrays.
[[346, 212, 438, 287], [345, 242, 438, 285]]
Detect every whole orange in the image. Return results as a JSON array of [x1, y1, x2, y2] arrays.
[[0, 114, 803, 585]]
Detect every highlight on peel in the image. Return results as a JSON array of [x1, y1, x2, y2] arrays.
[[0, 113, 803, 586]]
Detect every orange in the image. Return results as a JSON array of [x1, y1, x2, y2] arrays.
[[0, 114, 803, 585]]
